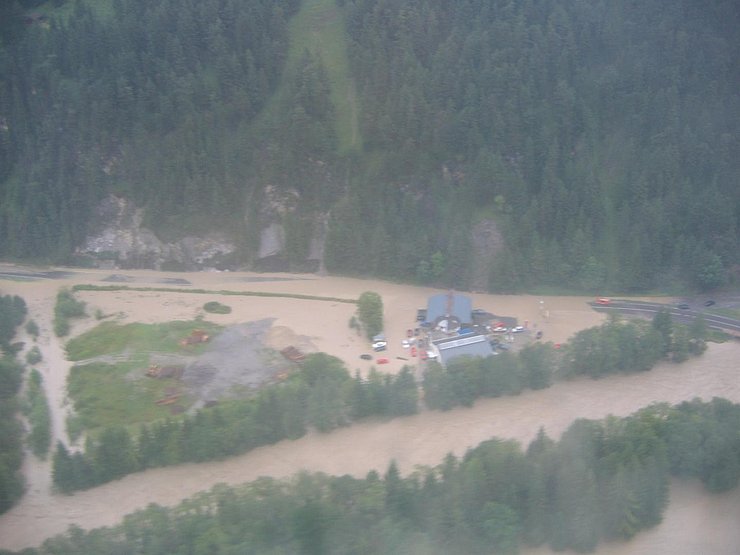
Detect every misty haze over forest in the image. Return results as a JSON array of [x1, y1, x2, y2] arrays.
[[0, 0, 738, 293], [0, 1, 739, 554]]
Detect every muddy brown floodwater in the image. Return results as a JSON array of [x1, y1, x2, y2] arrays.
[[0, 265, 738, 553]]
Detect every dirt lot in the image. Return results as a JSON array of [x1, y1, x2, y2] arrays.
[[179, 320, 316, 408]]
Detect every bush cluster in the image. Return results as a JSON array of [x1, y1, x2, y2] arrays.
[[203, 301, 232, 314], [53, 289, 86, 337], [24, 369, 51, 458]]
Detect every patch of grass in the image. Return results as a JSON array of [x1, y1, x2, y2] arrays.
[[66, 320, 222, 361], [288, 0, 361, 154], [64, 320, 220, 435], [73, 283, 358, 304], [709, 307, 740, 320], [66, 413, 85, 444], [67, 361, 190, 432], [252, 0, 361, 155], [203, 301, 232, 314], [706, 329, 731, 343]]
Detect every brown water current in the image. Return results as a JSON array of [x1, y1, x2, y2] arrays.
[[0, 266, 738, 553], [0, 343, 737, 552]]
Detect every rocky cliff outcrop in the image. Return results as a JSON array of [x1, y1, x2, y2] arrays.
[[77, 194, 329, 272], [76, 195, 238, 270]]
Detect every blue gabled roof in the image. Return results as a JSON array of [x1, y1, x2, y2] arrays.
[[426, 293, 472, 323]]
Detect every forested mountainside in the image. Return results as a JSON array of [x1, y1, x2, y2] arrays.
[[1, 0, 738, 292]]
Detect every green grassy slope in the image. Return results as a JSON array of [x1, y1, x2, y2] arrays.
[[263, 0, 362, 155]]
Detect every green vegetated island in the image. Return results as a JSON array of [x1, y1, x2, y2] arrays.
[[0, 0, 737, 293]]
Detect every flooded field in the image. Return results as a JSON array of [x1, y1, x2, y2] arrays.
[[0, 265, 737, 553]]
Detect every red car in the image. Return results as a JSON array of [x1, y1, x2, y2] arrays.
[[376, 357, 390, 364], [410, 347, 417, 357], [596, 297, 610, 305]]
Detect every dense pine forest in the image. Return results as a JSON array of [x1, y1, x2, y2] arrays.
[[1, 0, 738, 292]]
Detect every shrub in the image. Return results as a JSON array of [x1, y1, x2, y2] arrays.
[[25, 319, 39, 339], [53, 289, 87, 337], [203, 301, 232, 314], [25, 370, 51, 458], [25, 346, 42, 365]]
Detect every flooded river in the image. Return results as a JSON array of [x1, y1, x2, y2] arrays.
[[0, 266, 738, 553], [0, 342, 738, 552]]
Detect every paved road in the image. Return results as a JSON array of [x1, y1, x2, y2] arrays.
[[0, 269, 75, 281], [589, 300, 740, 336]]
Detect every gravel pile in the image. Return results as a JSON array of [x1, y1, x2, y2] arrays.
[[183, 319, 284, 406]]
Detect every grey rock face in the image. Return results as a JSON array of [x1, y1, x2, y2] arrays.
[[76, 195, 237, 270]]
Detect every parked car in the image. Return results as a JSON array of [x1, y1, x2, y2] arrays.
[[511, 326, 525, 333], [704, 300, 716, 307], [401, 339, 410, 349], [493, 325, 507, 333], [677, 303, 690, 310], [360, 354, 373, 360], [596, 297, 611, 305], [410, 347, 417, 357], [372, 341, 387, 351], [376, 357, 390, 364]]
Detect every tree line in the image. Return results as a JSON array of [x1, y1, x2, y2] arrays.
[[423, 312, 707, 411], [0, 293, 27, 514], [53, 311, 707, 493], [20, 398, 740, 555], [52, 353, 419, 492]]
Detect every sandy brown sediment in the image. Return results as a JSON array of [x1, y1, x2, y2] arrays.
[[0, 265, 737, 553]]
